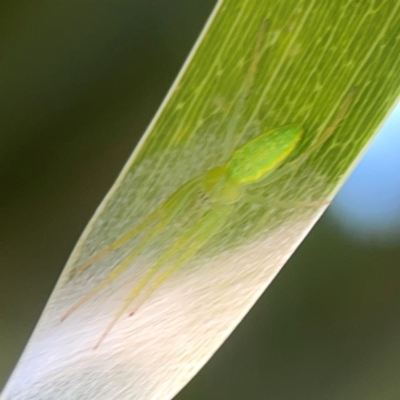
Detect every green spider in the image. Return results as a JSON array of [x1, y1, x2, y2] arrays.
[[62, 101, 353, 348], [61, 21, 355, 348]]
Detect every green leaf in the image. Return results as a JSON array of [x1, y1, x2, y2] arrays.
[[3, 1, 400, 399]]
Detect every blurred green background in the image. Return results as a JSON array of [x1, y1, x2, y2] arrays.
[[1, 1, 400, 399]]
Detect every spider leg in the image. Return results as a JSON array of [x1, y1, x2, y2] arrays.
[[61, 217, 168, 322], [93, 204, 232, 349], [68, 207, 161, 280], [245, 192, 331, 209], [224, 20, 268, 158], [69, 176, 202, 280], [62, 177, 203, 321], [127, 239, 212, 319]]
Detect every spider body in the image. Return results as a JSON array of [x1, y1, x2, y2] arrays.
[[62, 125, 303, 348], [61, 16, 355, 347]]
